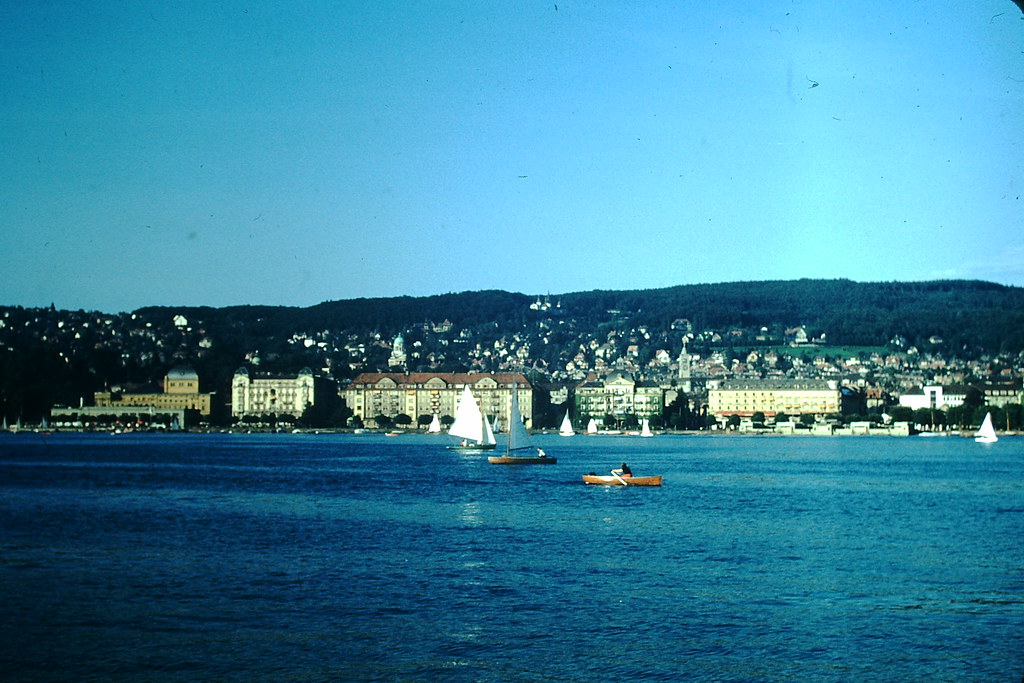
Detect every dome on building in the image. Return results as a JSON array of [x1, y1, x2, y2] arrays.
[[167, 366, 199, 381]]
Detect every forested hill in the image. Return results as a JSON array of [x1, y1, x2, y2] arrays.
[[558, 279, 1024, 353], [134, 279, 1024, 355]]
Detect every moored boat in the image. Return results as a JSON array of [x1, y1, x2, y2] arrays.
[[582, 474, 662, 486]]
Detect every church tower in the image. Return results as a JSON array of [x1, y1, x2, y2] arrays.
[[388, 334, 407, 369], [677, 339, 692, 393]]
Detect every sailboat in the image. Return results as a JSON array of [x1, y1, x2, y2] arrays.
[[427, 414, 441, 434], [586, 417, 598, 435], [489, 385, 556, 464], [974, 412, 998, 443], [559, 410, 575, 437], [447, 386, 497, 451], [640, 418, 654, 437]]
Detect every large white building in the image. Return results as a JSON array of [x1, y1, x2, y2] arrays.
[[897, 385, 966, 411], [344, 372, 533, 428], [231, 367, 316, 419], [572, 371, 664, 423]]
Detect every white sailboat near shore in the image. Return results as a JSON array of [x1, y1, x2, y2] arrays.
[[489, 385, 556, 464], [640, 418, 653, 437], [447, 386, 496, 451], [975, 412, 998, 443], [559, 410, 575, 437], [427, 414, 441, 434], [586, 417, 598, 435]]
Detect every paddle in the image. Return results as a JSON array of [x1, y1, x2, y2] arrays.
[[611, 469, 628, 486]]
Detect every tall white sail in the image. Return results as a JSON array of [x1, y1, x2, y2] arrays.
[[427, 414, 441, 433], [559, 410, 575, 436], [449, 386, 484, 443], [587, 417, 598, 434], [506, 387, 532, 453], [975, 412, 998, 443], [482, 412, 496, 446], [640, 418, 653, 437]]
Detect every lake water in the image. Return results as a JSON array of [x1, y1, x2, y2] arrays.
[[1, 431, 1021, 681]]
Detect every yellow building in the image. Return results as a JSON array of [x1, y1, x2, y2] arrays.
[[708, 378, 840, 420], [94, 366, 213, 416], [344, 372, 533, 428]]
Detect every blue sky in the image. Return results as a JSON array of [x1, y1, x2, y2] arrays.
[[2, 1, 1023, 312]]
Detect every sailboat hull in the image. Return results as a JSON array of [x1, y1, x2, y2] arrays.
[[448, 444, 497, 451], [488, 455, 557, 464]]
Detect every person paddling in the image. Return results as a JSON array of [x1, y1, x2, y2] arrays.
[[611, 462, 632, 478]]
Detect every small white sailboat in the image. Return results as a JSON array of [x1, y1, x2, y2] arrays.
[[447, 386, 497, 451], [640, 418, 654, 437], [427, 414, 441, 433], [559, 410, 575, 437], [975, 412, 998, 443], [587, 417, 598, 435], [489, 384, 556, 464]]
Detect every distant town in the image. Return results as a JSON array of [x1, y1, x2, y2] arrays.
[[1, 280, 1022, 435]]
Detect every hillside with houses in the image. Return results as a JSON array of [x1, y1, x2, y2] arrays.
[[2, 279, 1022, 431]]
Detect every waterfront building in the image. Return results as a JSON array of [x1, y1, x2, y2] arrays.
[[231, 367, 317, 419], [899, 382, 1022, 410], [897, 385, 967, 411], [708, 378, 840, 421], [573, 371, 664, 424], [977, 381, 1023, 408], [93, 366, 213, 417], [344, 372, 533, 428]]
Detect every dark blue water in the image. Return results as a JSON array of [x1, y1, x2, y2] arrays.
[[1, 432, 1021, 681]]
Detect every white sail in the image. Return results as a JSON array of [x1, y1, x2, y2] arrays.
[[640, 418, 653, 437], [482, 412, 496, 446], [587, 417, 598, 434], [449, 386, 485, 443], [559, 410, 575, 436], [506, 387, 532, 453], [975, 412, 998, 443], [428, 414, 441, 433]]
